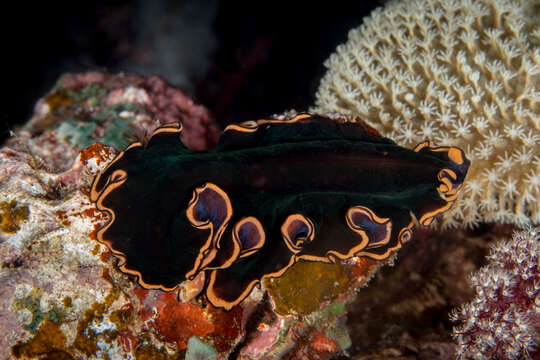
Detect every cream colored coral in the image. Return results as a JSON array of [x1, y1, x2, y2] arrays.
[[313, 0, 540, 227]]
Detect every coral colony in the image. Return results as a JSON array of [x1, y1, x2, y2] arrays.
[[452, 228, 540, 359], [0, 0, 538, 359], [313, 0, 540, 228]]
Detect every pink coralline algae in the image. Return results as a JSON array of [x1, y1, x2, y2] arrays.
[[451, 228, 540, 359], [6, 71, 220, 172]]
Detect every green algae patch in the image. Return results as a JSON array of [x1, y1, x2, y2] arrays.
[[28, 81, 143, 150], [263, 260, 353, 316], [0, 200, 29, 234], [56, 103, 142, 150], [12, 288, 66, 334], [57, 120, 97, 148], [68, 83, 107, 104], [11, 320, 73, 360]]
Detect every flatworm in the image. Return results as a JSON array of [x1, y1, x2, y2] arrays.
[[91, 113, 469, 310]]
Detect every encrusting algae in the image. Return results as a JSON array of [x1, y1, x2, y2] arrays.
[[0, 200, 29, 234], [11, 320, 71, 360], [263, 258, 379, 316]]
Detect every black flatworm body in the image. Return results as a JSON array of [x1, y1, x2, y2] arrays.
[[91, 114, 469, 309]]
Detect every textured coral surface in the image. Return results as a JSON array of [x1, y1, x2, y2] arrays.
[[313, 0, 540, 227]]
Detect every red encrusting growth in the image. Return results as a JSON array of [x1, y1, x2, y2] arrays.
[[79, 143, 116, 166], [131, 286, 243, 352], [152, 292, 214, 349]]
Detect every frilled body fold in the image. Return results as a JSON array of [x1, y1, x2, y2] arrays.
[[91, 114, 469, 309]]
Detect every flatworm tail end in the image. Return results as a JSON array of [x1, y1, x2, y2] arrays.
[[413, 141, 470, 225]]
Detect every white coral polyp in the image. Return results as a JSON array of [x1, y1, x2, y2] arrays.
[[313, 0, 540, 227]]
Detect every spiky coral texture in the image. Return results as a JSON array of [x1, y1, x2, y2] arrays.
[[313, 0, 540, 227], [451, 228, 540, 359]]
